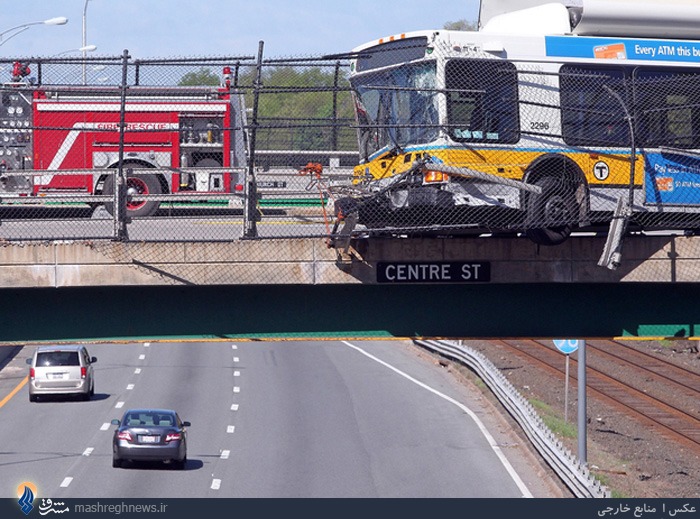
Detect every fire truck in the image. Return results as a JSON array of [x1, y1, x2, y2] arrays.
[[0, 63, 248, 217]]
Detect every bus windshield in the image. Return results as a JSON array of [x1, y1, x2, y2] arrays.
[[351, 61, 439, 160]]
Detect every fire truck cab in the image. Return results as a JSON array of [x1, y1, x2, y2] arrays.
[[0, 66, 248, 217]]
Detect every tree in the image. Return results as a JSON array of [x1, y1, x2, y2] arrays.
[[178, 68, 220, 86], [443, 19, 478, 31]]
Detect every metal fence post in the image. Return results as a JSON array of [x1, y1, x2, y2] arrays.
[[244, 41, 264, 238], [332, 60, 340, 151], [114, 48, 130, 241]]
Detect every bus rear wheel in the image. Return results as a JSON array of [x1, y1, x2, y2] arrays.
[[524, 176, 576, 246], [103, 170, 162, 218]]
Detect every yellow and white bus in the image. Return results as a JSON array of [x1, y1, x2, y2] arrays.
[[336, 1, 700, 249]]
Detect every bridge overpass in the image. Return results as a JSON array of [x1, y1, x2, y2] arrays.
[[1, 234, 700, 342]]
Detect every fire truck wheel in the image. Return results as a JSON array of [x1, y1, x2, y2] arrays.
[[103, 171, 162, 217]]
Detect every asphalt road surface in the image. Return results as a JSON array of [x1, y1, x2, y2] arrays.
[[0, 339, 560, 498]]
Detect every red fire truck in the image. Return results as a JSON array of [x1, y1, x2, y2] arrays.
[[0, 64, 248, 217]]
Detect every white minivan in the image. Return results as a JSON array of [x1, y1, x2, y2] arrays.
[[27, 345, 97, 402]]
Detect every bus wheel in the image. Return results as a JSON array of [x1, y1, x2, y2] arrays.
[[524, 176, 576, 246], [103, 171, 162, 218]]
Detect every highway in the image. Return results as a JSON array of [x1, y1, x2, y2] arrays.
[[0, 340, 556, 498]]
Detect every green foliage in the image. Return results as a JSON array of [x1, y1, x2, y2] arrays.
[[443, 19, 478, 31], [176, 64, 356, 151], [238, 65, 356, 151], [178, 68, 221, 86]]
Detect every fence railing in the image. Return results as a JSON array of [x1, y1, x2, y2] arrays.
[[4, 44, 700, 270]]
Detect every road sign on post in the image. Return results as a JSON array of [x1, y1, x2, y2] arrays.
[[552, 338, 587, 465], [553, 339, 581, 355]]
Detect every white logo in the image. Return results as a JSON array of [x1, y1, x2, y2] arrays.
[[593, 161, 610, 181]]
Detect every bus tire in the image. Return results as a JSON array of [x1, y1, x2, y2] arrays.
[[103, 170, 162, 218], [524, 176, 576, 246]]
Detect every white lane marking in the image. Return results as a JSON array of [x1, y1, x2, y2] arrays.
[[233, 357, 239, 363], [134, 368, 141, 374], [211, 479, 221, 490], [82, 447, 94, 457], [115, 401, 124, 409], [126, 384, 135, 390], [233, 386, 240, 393], [227, 425, 235, 434], [341, 340, 534, 499], [233, 371, 240, 377], [100, 423, 110, 431], [60, 477, 73, 488], [144, 342, 150, 347], [138, 354, 146, 360], [230, 404, 239, 411], [231, 345, 238, 350], [220, 450, 230, 459]]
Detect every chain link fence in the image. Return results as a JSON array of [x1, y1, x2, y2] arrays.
[[3, 40, 700, 280]]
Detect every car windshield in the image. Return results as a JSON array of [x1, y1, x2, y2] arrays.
[[124, 412, 175, 427], [36, 351, 79, 367], [351, 60, 439, 160]]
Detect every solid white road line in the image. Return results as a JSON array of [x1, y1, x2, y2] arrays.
[[342, 340, 534, 499]]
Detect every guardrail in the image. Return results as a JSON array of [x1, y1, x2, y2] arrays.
[[413, 339, 610, 498]]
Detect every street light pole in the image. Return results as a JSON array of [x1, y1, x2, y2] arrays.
[[82, 0, 93, 84], [54, 45, 97, 58], [0, 17, 68, 47]]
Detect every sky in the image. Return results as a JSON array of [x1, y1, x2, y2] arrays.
[[0, 0, 481, 59]]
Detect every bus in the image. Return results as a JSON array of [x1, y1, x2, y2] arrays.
[[333, 1, 700, 262]]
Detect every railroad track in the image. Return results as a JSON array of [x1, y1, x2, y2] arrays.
[[492, 339, 700, 453]]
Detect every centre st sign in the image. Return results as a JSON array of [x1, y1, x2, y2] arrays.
[[377, 261, 491, 283]]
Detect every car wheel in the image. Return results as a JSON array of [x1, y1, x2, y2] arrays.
[[112, 456, 121, 468], [29, 394, 37, 403], [174, 457, 186, 470]]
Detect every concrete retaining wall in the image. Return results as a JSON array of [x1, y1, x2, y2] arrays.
[[0, 233, 698, 287]]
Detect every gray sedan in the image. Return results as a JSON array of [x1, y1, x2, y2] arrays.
[[111, 409, 190, 469]]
